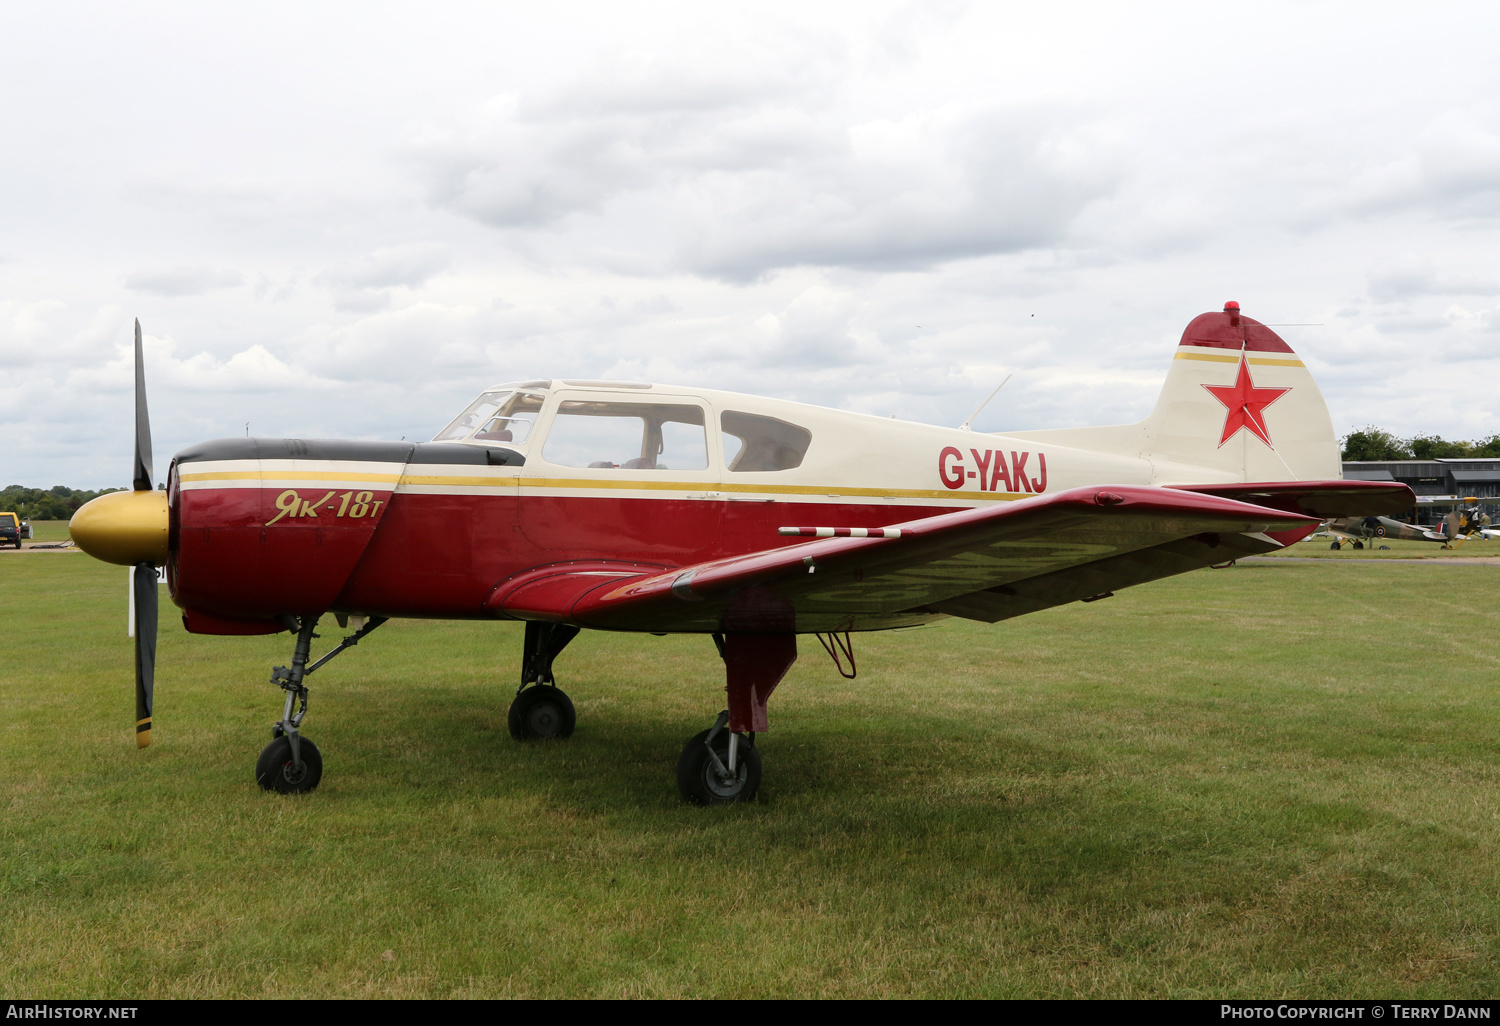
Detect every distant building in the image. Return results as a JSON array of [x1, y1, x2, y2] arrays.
[[1342, 459, 1500, 524]]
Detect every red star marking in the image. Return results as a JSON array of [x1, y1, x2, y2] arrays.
[[1203, 354, 1290, 448]]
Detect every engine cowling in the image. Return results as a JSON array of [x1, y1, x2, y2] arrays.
[[169, 438, 412, 631]]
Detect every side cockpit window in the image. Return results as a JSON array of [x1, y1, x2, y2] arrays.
[[433, 391, 545, 444], [721, 411, 812, 472], [543, 402, 708, 470]]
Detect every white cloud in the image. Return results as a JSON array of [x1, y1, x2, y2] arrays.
[[123, 266, 244, 297], [415, 60, 1119, 280], [1365, 255, 1500, 303], [1336, 110, 1500, 222], [315, 244, 451, 311]]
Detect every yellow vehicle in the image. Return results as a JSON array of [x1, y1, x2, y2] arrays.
[[0, 512, 22, 549]]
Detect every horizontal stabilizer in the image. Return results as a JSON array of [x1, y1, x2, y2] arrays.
[[1169, 479, 1414, 518]]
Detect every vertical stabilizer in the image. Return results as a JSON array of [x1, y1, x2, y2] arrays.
[[1139, 302, 1338, 482], [1008, 302, 1341, 484]]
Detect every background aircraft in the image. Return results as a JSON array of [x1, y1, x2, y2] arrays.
[[1326, 502, 1490, 549], [70, 304, 1410, 804]]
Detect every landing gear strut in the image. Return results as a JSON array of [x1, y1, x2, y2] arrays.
[[255, 614, 387, 794], [509, 622, 579, 740]]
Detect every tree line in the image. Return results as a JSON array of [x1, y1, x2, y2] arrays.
[[0, 484, 124, 520], [1342, 429, 1500, 461]]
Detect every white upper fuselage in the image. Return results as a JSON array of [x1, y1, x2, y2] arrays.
[[443, 378, 1165, 511]]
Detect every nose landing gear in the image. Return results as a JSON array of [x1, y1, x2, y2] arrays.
[[255, 614, 387, 794]]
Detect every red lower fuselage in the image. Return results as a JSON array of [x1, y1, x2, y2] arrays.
[[167, 439, 963, 632]]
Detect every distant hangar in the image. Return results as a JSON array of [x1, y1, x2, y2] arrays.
[[1343, 458, 1500, 524]]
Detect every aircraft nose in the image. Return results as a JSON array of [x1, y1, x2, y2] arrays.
[[70, 490, 170, 566]]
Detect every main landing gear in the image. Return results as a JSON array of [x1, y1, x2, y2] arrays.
[[502, 625, 800, 804], [509, 622, 579, 740], [676, 632, 797, 805], [255, 614, 387, 794]]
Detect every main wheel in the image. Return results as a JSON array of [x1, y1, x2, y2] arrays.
[[677, 728, 762, 805], [255, 736, 323, 794], [508, 685, 576, 740]]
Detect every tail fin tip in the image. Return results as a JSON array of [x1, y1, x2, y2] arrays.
[[1178, 303, 1295, 354]]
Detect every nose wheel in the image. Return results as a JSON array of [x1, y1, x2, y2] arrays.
[[256, 733, 323, 794], [677, 711, 761, 805]]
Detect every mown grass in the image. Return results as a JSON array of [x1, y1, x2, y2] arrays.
[[24, 520, 72, 544], [3, 551, 1499, 997], [1273, 535, 1499, 559]]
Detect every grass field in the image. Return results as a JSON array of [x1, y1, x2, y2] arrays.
[[3, 545, 1500, 997], [1272, 535, 1500, 560], [25, 520, 73, 544]]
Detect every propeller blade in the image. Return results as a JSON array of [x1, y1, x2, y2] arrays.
[[132, 319, 154, 492], [131, 323, 159, 748], [133, 562, 158, 748]]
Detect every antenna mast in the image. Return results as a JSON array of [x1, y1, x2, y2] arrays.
[[959, 375, 1011, 432]]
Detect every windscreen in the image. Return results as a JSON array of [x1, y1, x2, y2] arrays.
[[433, 391, 545, 444], [434, 391, 511, 442]]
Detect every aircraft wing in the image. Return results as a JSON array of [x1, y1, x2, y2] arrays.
[[496, 485, 1321, 634], [1169, 479, 1414, 518]]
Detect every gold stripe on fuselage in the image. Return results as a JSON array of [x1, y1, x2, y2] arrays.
[[179, 469, 1023, 504], [180, 470, 405, 484], [518, 477, 1023, 503]]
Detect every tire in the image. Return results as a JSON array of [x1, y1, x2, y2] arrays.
[[677, 728, 762, 805], [1329, 541, 1340, 550], [255, 735, 323, 794], [1352, 541, 1364, 550], [508, 685, 576, 740]]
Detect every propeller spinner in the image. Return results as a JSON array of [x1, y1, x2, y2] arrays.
[[70, 320, 168, 748]]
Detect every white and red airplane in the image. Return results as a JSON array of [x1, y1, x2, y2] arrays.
[[71, 302, 1411, 803]]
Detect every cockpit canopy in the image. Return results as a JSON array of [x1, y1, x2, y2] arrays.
[[433, 382, 814, 473]]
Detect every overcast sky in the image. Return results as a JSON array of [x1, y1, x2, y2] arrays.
[[4, 1, 1499, 489]]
